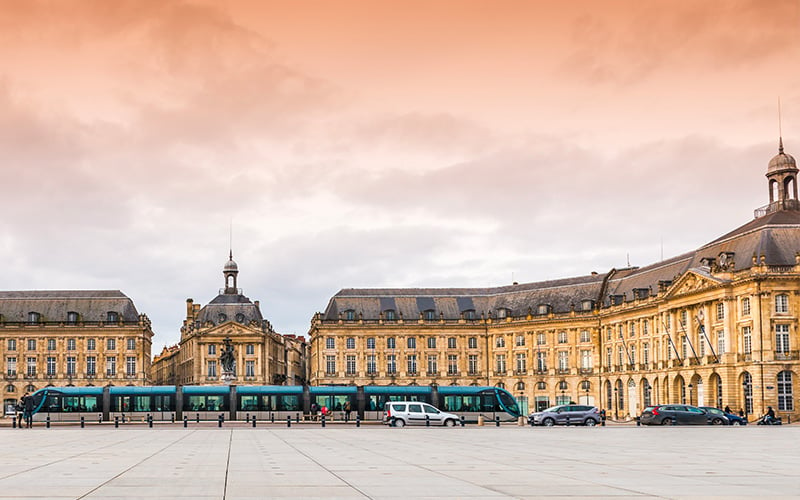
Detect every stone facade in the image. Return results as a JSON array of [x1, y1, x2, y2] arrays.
[[1, 290, 153, 413], [161, 253, 308, 386], [309, 140, 800, 421]]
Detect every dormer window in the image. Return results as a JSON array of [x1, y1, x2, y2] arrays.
[[344, 309, 355, 321], [496, 308, 509, 319], [536, 304, 549, 315], [27, 312, 40, 324], [235, 313, 245, 323], [106, 311, 119, 323], [423, 309, 436, 321], [463, 309, 476, 320], [384, 309, 396, 321], [217, 313, 227, 323], [581, 300, 593, 312]]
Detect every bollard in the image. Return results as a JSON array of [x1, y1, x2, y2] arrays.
[[287, 416, 291, 428], [271, 413, 274, 424], [12, 416, 16, 429], [426, 414, 430, 427], [356, 415, 361, 428], [171, 413, 175, 423], [81, 416, 85, 428], [322, 415, 326, 428], [460, 415, 465, 427], [566, 416, 570, 427], [46, 416, 50, 429], [115, 416, 119, 428], [246, 412, 250, 423], [183, 415, 188, 428], [296, 412, 300, 424], [787, 416, 791, 424], [496, 415, 500, 427], [477, 415, 485, 426], [196, 413, 200, 424], [148, 415, 153, 428], [121, 414, 125, 424], [252, 417, 256, 428], [218, 414, 223, 428], [636, 416, 641, 427], [98, 414, 102, 425]]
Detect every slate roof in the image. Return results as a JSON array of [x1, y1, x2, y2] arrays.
[[323, 208, 800, 320], [0, 290, 140, 322], [195, 293, 264, 326]]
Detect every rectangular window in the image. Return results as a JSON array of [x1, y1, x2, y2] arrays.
[[606, 327, 612, 341], [427, 355, 438, 374], [47, 339, 56, 351], [407, 355, 417, 374], [325, 355, 336, 374], [717, 330, 726, 354], [699, 335, 705, 356], [558, 331, 567, 343], [427, 337, 436, 349], [346, 355, 356, 374], [447, 355, 458, 375], [46, 356, 56, 376], [496, 354, 506, 373], [495, 337, 505, 348], [66, 356, 76, 376], [127, 338, 136, 350], [468, 354, 478, 374], [716, 302, 725, 321], [643, 320, 649, 336], [681, 336, 688, 359], [366, 338, 376, 350], [665, 314, 671, 330], [7, 339, 16, 351], [516, 335, 526, 347], [67, 338, 76, 351], [86, 356, 96, 376], [630, 345, 636, 364], [246, 344, 254, 355], [741, 297, 751, 316], [106, 356, 116, 376], [680, 310, 688, 327], [326, 338, 335, 349], [536, 333, 546, 345], [643, 343, 649, 364], [743, 326, 752, 354], [776, 324, 790, 354], [87, 339, 96, 351], [27, 339, 36, 351], [387, 354, 397, 374], [27, 357, 36, 377], [208, 344, 216, 355], [580, 350, 592, 369], [7, 357, 17, 376], [246, 360, 255, 377], [126, 356, 136, 376], [517, 353, 528, 373], [606, 347, 612, 368], [107, 339, 116, 351], [387, 337, 396, 350], [407, 337, 416, 349], [776, 294, 789, 314], [346, 338, 355, 349], [558, 351, 568, 371], [366, 354, 376, 374], [629, 323, 635, 337], [580, 330, 590, 343], [618, 346, 625, 366], [468, 337, 477, 349], [207, 360, 217, 378], [777, 372, 793, 411], [618, 324, 623, 339]]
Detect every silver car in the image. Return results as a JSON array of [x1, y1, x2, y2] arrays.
[[529, 404, 601, 426], [383, 401, 459, 427]]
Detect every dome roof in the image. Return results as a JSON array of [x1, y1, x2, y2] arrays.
[[195, 293, 263, 327], [768, 139, 797, 173], [224, 258, 238, 272]]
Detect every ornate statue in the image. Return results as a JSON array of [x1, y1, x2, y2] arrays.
[[220, 337, 236, 374]]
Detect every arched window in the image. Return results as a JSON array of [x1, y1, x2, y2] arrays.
[[742, 372, 753, 415], [107, 311, 119, 323], [424, 309, 436, 321], [536, 381, 546, 391], [66, 311, 79, 324], [218, 313, 227, 323], [778, 371, 794, 411], [616, 379, 624, 410], [5, 384, 15, 393], [642, 379, 652, 407], [558, 381, 568, 391], [26, 384, 36, 392], [516, 381, 525, 391], [344, 309, 355, 321], [27, 312, 40, 324], [384, 309, 396, 321], [235, 313, 245, 323]]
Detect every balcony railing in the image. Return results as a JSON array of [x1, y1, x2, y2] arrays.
[[579, 368, 593, 375], [557, 368, 570, 374], [774, 350, 799, 361]]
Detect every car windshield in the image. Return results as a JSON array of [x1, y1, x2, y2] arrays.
[[542, 405, 563, 413]]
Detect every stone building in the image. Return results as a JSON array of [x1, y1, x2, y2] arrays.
[[160, 253, 307, 386], [151, 344, 180, 386], [309, 139, 800, 421], [1, 290, 153, 413]]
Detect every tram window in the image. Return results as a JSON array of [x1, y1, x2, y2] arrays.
[[314, 395, 350, 412], [62, 396, 98, 412], [497, 391, 519, 414], [240, 395, 259, 411], [44, 395, 62, 413], [277, 395, 300, 411], [133, 396, 151, 412], [153, 395, 172, 412], [185, 395, 228, 411]]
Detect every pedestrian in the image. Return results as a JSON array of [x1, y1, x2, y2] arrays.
[[22, 392, 35, 428], [343, 401, 352, 422], [16, 394, 26, 426], [724, 405, 731, 414], [738, 408, 744, 417], [311, 402, 319, 421]]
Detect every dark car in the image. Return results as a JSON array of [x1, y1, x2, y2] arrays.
[[639, 404, 727, 425], [722, 412, 748, 425], [529, 404, 601, 426], [698, 407, 732, 425]]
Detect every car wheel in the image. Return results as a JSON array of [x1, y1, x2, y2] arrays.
[[543, 417, 555, 427], [393, 418, 406, 428], [444, 419, 456, 427], [711, 418, 724, 425], [731, 420, 742, 426], [661, 418, 673, 425], [584, 418, 597, 427]]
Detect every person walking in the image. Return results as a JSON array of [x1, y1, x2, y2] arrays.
[[724, 405, 732, 414], [343, 401, 352, 422], [22, 392, 35, 428]]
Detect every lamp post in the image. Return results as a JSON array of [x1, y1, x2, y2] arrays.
[[688, 383, 693, 406], [585, 386, 590, 406], [613, 387, 618, 419], [561, 389, 565, 405], [742, 379, 749, 422]]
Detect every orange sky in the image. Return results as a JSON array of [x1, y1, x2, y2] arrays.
[[1, 0, 799, 345]]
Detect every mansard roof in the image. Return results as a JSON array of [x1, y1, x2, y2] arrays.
[[195, 293, 264, 326], [0, 290, 140, 322], [322, 208, 800, 320]]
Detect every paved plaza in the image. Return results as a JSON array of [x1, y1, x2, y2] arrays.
[[0, 423, 798, 499]]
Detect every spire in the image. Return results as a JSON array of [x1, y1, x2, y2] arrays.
[[779, 136, 784, 154]]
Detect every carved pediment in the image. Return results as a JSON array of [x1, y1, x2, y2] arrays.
[[663, 270, 727, 299]]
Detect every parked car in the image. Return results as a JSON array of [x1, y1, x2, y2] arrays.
[[639, 404, 727, 425], [528, 404, 601, 426], [698, 407, 732, 425], [722, 411, 748, 425], [382, 401, 459, 427]]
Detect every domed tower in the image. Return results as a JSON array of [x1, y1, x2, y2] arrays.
[[223, 251, 239, 294], [765, 137, 799, 212]]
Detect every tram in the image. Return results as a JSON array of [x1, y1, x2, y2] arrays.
[[28, 384, 521, 423]]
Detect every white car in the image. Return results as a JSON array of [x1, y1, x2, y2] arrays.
[[383, 401, 459, 427]]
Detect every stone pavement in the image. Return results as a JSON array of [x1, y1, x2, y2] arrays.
[[0, 424, 797, 499]]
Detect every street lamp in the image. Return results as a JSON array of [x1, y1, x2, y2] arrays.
[[613, 387, 619, 419], [688, 383, 693, 406], [585, 386, 590, 405], [742, 379, 749, 422]]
